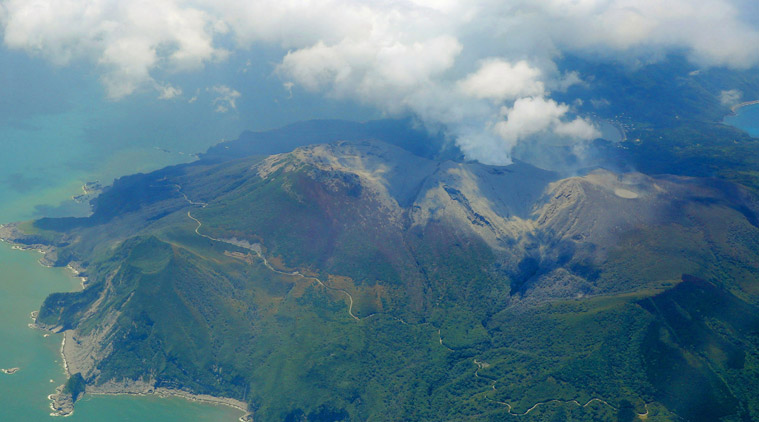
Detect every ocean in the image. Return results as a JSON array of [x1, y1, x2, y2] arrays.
[[0, 56, 246, 419], [725, 103, 759, 137], [0, 245, 245, 422], [0, 149, 245, 421]]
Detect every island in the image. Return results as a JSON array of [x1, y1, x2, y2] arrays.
[[4, 55, 759, 421], [72, 181, 103, 204]]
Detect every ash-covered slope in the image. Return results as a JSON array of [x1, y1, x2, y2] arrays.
[[5, 136, 759, 421]]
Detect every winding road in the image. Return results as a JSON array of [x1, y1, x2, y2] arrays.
[[472, 359, 654, 418], [176, 185, 362, 321], [188, 209, 360, 321], [177, 184, 650, 418]]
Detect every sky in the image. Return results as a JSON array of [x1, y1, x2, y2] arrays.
[[2, 0, 759, 165]]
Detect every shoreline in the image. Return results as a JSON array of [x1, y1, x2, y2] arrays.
[[50, 331, 253, 420], [58, 332, 252, 420], [60, 335, 69, 375], [65, 263, 88, 288], [0, 227, 251, 421], [730, 100, 759, 114], [87, 388, 251, 420], [1, 146, 252, 420], [0, 223, 58, 267]]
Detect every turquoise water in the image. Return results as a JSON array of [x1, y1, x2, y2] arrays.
[[0, 62, 243, 422], [0, 156, 244, 421], [724, 104, 759, 137], [0, 245, 243, 421]]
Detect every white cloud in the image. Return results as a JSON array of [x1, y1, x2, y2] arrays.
[[282, 82, 294, 99], [493, 97, 599, 151], [208, 85, 240, 113], [1, 0, 227, 99], [720, 89, 743, 106], [157, 83, 182, 100], [458, 59, 545, 101], [2, 0, 758, 163], [531, 0, 759, 68], [554, 117, 600, 140], [277, 36, 462, 113]]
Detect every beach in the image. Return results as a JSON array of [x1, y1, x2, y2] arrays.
[[730, 100, 759, 114]]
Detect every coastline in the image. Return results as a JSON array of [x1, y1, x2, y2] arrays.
[[1, 222, 88, 290], [47, 312, 253, 420], [65, 262, 88, 288], [86, 387, 252, 421], [0, 223, 58, 268], [2, 224, 252, 421], [730, 99, 759, 114]]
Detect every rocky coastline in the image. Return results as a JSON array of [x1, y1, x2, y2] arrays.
[[45, 337, 254, 419], [48, 384, 75, 417], [71, 181, 103, 204], [0, 223, 59, 268], [2, 223, 253, 421], [86, 380, 253, 421]]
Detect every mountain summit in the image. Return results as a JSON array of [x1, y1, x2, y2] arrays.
[[3, 125, 759, 421]]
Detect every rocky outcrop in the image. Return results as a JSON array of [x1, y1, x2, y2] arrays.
[[48, 384, 75, 417], [0, 223, 61, 267]]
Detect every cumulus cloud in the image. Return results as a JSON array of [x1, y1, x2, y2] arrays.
[[494, 97, 599, 152], [720, 89, 743, 106], [2, 0, 758, 164], [208, 85, 240, 113], [1, 0, 228, 99], [157, 83, 182, 100], [458, 60, 545, 102], [533, 0, 759, 68], [277, 36, 462, 112]]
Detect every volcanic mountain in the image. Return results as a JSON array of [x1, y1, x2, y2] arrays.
[[3, 121, 759, 421]]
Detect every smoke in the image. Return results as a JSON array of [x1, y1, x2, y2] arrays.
[[2, 0, 759, 164]]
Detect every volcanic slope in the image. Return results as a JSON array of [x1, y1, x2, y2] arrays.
[[6, 138, 759, 421]]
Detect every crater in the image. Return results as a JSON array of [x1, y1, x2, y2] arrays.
[[614, 188, 639, 199]]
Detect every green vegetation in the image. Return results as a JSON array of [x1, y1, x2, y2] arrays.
[[63, 373, 86, 402], [13, 62, 759, 420], [558, 54, 759, 197], [638, 276, 759, 421], [15, 220, 64, 244], [27, 146, 758, 421], [621, 122, 759, 194]]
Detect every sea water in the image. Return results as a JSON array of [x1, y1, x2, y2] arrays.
[[724, 104, 759, 137], [0, 242, 246, 421], [0, 154, 245, 422], [0, 153, 245, 421], [0, 63, 245, 422]]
